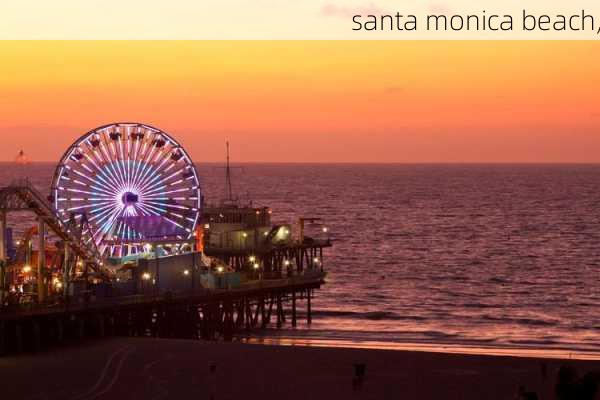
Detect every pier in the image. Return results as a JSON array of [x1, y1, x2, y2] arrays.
[[0, 272, 324, 355], [0, 122, 331, 355]]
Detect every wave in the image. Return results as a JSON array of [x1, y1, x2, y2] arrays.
[[312, 310, 427, 321], [481, 315, 560, 327]]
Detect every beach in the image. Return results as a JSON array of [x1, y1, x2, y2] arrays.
[[1, 338, 598, 400]]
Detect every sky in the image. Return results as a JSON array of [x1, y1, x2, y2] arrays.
[[0, 41, 599, 163]]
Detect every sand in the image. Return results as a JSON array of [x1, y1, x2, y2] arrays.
[[0, 338, 598, 400]]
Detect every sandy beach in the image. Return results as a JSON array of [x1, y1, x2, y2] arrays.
[[1, 338, 598, 400]]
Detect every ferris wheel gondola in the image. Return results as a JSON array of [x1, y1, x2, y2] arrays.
[[50, 123, 201, 258]]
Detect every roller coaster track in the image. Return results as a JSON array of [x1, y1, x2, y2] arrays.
[[0, 179, 102, 267]]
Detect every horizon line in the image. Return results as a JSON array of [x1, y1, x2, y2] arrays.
[[5, 161, 600, 165]]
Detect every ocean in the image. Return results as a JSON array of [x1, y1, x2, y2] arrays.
[[3, 163, 600, 355]]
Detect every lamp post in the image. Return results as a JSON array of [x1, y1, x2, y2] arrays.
[[142, 271, 151, 294], [153, 243, 160, 295], [37, 218, 46, 303]]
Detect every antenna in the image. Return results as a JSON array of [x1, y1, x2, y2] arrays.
[[225, 141, 233, 202], [213, 141, 243, 205]]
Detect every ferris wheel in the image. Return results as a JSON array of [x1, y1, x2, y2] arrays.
[[50, 123, 201, 258]]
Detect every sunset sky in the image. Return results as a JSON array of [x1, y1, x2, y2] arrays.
[[0, 41, 599, 163]]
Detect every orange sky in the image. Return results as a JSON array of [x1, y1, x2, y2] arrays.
[[0, 41, 599, 163]]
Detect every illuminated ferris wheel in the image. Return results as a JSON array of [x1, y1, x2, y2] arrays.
[[50, 123, 201, 258]]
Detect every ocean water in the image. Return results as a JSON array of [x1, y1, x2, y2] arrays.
[[2, 163, 600, 354]]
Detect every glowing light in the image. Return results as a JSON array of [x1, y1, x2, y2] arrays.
[[322, 227, 329, 233], [52, 123, 202, 258], [216, 266, 224, 273], [284, 260, 290, 266], [183, 269, 190, 276], [313, 257, 320, 263], [22, 265, 32, 273], [242, 232, 248, 238], [249, 255, 256, 262], [142, 272, 151, 280], [253, 263, 260, 269], [204, 224, 210, 229]]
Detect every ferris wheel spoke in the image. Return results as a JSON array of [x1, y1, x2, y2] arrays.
[[164, 216, 186, 230], [163, 163, 176, 174], [141, 202, 167, 215], [131, 158, 155, 192], [122, 160, 132, 192], [137, 175, 166, 195], [99, 142, 113, 165], [139, 167, 185, 194], [145, 186, 193, 197], [133, 203, 151, 216], [104, 162, 126, 192], [102, 134, 126, 185], [140, 140, 150, 161], [71, 168, 111, 194], [88, 203, 120, 220], [82, 153, 104, 175], [130, 159, 155, 192], [151, 147, 168, 165], [136, 168, 169, 196], [66, 200, 112, 212], [96, 206, 125, 236], [89, 184, 118, 198], [142, 140, 158, 166], [90, 211, 120, 235], [112, 157, 128, 189], [136, 202, 161, 216], [103, 157, 126, 190], [90, 170, 119, 196], [145, 201, 192, 211], [88, 146, 103, 165]]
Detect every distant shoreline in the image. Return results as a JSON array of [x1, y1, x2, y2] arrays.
[[245, 336, 600, 361]]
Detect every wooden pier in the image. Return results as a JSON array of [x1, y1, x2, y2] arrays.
[[0, 177, 332, 356], [0, 272, 325, 355]]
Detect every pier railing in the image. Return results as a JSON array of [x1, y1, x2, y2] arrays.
[[0, 271, 326, 321]]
